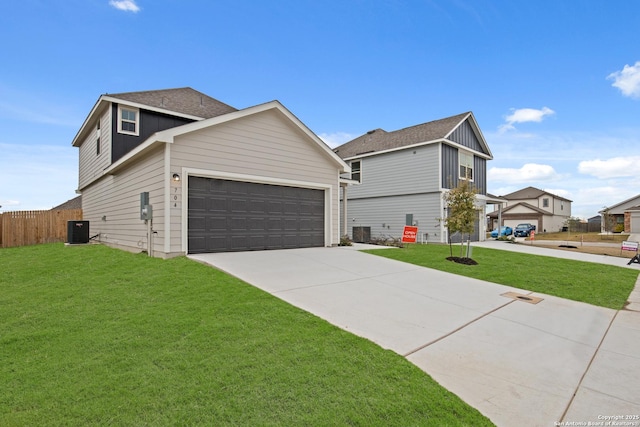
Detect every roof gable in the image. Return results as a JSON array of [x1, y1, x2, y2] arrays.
[[333, 112, 492, 160], [600, 194, 640, 214], [106, 87, 237, 119], [72, 87, 236, 147], [106, 100, 349, 175], [503, 202, 549, 215], [502, 186, 572, 202]]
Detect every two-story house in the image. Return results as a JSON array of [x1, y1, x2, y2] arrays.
[[488, 186, 572, 233], [334, 112, 494, 243], [72, 87, 349, 257]]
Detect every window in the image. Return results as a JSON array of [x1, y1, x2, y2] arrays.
[[351, 160, 361, 182], [96, 137, 101, 155], [542, 198, 549, 208], [459, 151, 473, 180], [118, 106, 139, 136]]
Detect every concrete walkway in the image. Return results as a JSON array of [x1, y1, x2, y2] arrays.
[[189, 242, 640, 427]]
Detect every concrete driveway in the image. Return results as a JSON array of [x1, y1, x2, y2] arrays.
[[189, 243, 640, 427]]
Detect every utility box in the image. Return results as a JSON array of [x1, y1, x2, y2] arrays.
[[67, 220, 89, 244]]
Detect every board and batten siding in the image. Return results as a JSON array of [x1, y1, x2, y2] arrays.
[[82, 146, 166, 255], [448, 119, 486, 154], [441, 143, 487, 195], [169, 109, 341, 251], [78, 108, 112, 190], [347, 144, 440, 200], [343, 193, 444, 243]]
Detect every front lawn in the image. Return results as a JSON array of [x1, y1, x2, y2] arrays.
[[0, 243, 493, 426], [365, 244, 639, 310]]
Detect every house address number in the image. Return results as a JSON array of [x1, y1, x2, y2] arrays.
[[172, 186, 181, 209]]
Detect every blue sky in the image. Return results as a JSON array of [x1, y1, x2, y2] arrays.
[[1, 0, 639, 219]]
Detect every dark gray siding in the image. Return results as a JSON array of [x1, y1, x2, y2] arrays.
[[442, 143, 458, 189], [448, 119, 487, 154], [474, 156, 487, 195], [111, 104, 194, 162], [442, 143, 487, 195]]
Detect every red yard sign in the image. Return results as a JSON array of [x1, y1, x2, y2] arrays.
[[402, 226, 418, 243]]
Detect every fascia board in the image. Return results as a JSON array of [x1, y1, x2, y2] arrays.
[[443, 139, 493, 160], [101, 96, 205, 121], [71, 95, 205, 148], [71, 97, 107, 147], [443, 112, 494, 159], [341, 139, 443, 161], [341, 138, 492, 162], [103, 137, 164, 176], [156, 100, 351, 173]]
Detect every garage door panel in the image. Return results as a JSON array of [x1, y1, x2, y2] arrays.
[[206, 196, 228, 212], [188, 177, 324, 253], [206, 216, 227, 231]]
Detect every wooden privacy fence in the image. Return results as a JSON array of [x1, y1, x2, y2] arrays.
[[0, 209, 83, 248]]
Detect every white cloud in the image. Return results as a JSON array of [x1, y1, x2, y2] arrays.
[[578, 156, 640, 179], [488, 163, 562, 183], [607, 61, 640, 99], [109, 0, 140, 12], [318, 131, 357, 148], [498, 107, 555, 133]]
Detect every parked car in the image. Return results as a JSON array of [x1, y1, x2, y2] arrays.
[[513, 223, 536, 237], [491, 226, 513, 238]]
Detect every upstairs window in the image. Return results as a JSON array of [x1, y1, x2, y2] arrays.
[[459, 150, 473, 180], [542, 198, 549, 208], [96, 137, 101, 155], [351, 160, 361, 182], [118, 106, 139, 136]]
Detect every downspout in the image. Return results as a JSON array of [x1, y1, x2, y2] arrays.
[[342, 185, 348, 237]]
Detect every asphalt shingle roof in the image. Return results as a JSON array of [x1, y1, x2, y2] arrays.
[[502, 186, 572, 202], [107, 87, 237, 119], [334, 112, 470, 159]]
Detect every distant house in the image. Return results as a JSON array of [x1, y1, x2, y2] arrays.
[[51, 195, 82, 211], [333, 112, 495, 243], [600, 194, 640, 235], [71, 87, 349, 257], [488, 186, 572, 233]]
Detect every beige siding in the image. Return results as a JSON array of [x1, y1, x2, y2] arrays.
[[170, 109, 341, 252], [78, 108, 112, 190], [82, 146, 166, 255]]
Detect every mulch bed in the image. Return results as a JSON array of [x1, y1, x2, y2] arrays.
[[446, 257, 478, 265]]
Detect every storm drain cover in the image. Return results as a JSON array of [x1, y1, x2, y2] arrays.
[[501, 292, 544, 304]]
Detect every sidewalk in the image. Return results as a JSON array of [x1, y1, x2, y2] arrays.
[[473, 239, 639, 269]]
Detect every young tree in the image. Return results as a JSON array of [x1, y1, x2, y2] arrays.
[[602, 207, 615, 234], [444, 178, 478, 258]]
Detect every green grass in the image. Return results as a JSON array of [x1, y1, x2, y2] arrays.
[[0, 243, 493, 426], [365, 244, 639, 310]]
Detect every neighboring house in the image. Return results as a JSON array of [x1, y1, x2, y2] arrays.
[[51, 195, 82, 211], [72, 87, 349, 257], [600, 194, 640, 235], [333, 112, 495, 243], [487, 186, 572, 232]]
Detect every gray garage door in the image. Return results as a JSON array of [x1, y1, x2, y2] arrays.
[[188, 176, 325, 253]]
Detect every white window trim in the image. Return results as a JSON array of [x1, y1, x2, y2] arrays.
[[458, 150, 474, 181], [117, 106, 139, 136], [351, 160, 362, 183]]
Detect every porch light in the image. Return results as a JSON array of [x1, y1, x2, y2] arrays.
[[172, 173, 181, 182]]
